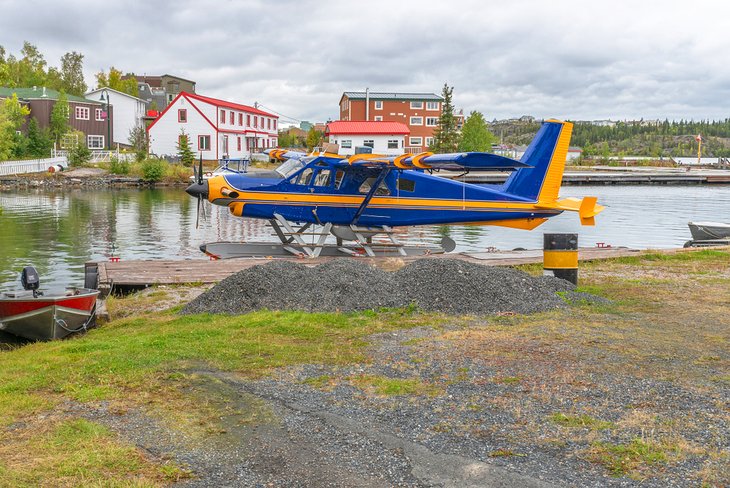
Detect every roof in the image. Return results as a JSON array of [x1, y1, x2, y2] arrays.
[[326, 121, 410, 135], [183, 92, 277, 118], [85, 87, 148, 103], [0, 86, 102, 104], [342, 91, 443, 101]]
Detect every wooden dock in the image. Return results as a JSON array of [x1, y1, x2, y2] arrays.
[[88, 246, 649, 295]]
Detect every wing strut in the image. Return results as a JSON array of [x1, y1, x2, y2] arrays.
[[351, 169, 391, 225]]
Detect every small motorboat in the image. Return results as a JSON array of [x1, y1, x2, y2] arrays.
[[688, 221, 730, 241], [0, 266, 99, 341]]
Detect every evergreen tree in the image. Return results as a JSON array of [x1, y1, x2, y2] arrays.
[[50, 91, 70, 144], [129, 123, 149, 162], [429, 83, 460, 153], [176, 128, 194, 166], [26, 117, 52, 157], [458, 111, 495, 152]]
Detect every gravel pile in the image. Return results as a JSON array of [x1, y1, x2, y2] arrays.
[[181, 258, 577, 316]]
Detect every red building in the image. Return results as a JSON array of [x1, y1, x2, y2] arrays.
[[338, 91, 443, 153]]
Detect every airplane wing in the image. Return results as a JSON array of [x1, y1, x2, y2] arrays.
[[333, 152, 531, 171], [265, 148, 308, 161]]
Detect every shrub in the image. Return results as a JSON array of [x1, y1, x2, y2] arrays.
[[140, 158, 166, 182], [68, 142, 91, 167], [109, 157, 130, 175]]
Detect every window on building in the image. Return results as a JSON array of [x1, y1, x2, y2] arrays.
[[410, 101, 424, 109], [409, 137, 423, 146], [426, 117, 438, 126], [267, 119, 271, 130], [410, 116, 423, 125], [237, 136, 242, 151], [239, 113, 243, 126], [254, 116, 258, 128], [374, 116, 383, 121], [75, 106, 90, 120], [340, 140, 352, 149], [426, 101, 439, 110], [273, 120, 277, 130], [87, 135, 104, 149], [247, 114, 251, 126], [397, 178, 416, 192], [230, 111, 234, 125], [260, 116, 264, 127], [363, 139, 374, 148], [425, 137, 434, 148], [95, 108, 104, 121], [220, 110, 225, 123], [167, 93, 174, 103], [198, 135, 211, 151], [374, 100, 383, 110], [178, 109, 187, 123], [387, 140, 399, 149]]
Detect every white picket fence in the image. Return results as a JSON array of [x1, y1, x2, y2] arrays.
[[0, 156, 68, 176], [51, 149, 135, 163]]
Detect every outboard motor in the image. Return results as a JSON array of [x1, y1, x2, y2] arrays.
[[21, 266, 41, 297]]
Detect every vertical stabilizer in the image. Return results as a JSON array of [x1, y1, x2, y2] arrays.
[[503, 120, 573, 202]]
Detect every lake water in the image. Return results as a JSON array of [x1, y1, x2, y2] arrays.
[[1, 185, 729, 290]]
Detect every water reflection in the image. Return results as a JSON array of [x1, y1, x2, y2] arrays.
[[1, 185, 728, 290]]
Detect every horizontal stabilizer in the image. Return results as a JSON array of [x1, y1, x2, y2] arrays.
[[536, 196, 605, 226], [265, 148, 308, 161]]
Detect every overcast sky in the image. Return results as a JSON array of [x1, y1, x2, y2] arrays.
[[1, 0, 728, 124]]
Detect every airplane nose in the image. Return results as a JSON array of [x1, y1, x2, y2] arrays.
[[185, 180, 209, 198]]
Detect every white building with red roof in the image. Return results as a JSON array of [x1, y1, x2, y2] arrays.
[[147, 91, 278, 160], [325, 121, 410, 156]]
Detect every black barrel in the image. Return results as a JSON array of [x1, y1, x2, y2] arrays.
[[543, 233, 578, 285]]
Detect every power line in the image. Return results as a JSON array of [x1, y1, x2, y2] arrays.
[[255, 103, 301, 124]]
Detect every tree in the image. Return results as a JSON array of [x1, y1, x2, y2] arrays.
[[176, 128, 194, 166], [16, 41, 48, 87], [3, 93, 30, 129], [59, 52, 87, 96], [129, 123, 149, 162], [306, 128, 323, 151], [458, 111, 496, 152], [50, 91, 70, 144], [429, 83, 460, 153], [0, 94, 30, 159], [95, 67, 138, 97], [26, 117, 52, 157]]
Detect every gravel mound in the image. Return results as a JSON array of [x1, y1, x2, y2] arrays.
[[181, 258, 578, 316]]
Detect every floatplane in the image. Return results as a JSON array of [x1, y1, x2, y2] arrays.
[[186, 119, 604, 258]]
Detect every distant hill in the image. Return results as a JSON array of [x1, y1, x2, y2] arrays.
[[488, 119, 730, 158]]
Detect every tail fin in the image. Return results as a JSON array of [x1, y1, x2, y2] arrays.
[[503, 119, 572, 202]]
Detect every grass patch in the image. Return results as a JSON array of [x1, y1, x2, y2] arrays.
[[0, 418, 181, 486], [302, 375, 336, 390], [488, 448, 526, 458], [349, 375, 443, 397], [587, 438, 676, 478], [494, 376, 522, 385], [549, 412, 615, 430]]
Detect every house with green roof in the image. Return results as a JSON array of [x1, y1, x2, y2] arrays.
[[0, 86, 113, 149]]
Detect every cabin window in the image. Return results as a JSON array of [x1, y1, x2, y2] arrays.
[[359, 177, 390, 196], [334, 170, 344, 189], [198, 135, 211, 151], [397, 178, 415, 192], [178, 109, 187, 123], [314, 169, 332, 187], [363, 140, 374, 148], [387, 140, 399, 149], [341, 140, 352, 149], [297, 168, 314, 185], [410, 101, 424, 109]]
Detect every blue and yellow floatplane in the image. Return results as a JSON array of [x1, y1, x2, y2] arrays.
[[186, 119, 604, 258]]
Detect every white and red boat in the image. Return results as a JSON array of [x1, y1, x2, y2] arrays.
[[0, 267, 99, 341]]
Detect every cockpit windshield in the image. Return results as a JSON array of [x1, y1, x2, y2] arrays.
[[275, 158, 305, 178]]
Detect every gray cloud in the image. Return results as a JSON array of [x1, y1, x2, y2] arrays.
[[1, 0, 729, 123]]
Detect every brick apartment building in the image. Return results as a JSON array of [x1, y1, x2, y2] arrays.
[[338, 91, 444, 152]]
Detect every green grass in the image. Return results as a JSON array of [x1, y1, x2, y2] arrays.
[[588, 438, 676, 477], [549, 413, 615, 430], [349, 375, 443, 396], [611, 249, 729, 265]]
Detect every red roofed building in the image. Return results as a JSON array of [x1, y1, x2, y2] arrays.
[[325, 121, 410, 155], [147, 91, 278, 159]]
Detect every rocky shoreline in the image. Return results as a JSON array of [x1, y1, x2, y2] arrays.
[[0, 168, 188, 189]]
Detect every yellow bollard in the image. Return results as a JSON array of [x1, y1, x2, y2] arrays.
[[543, 233, 578, 285]]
